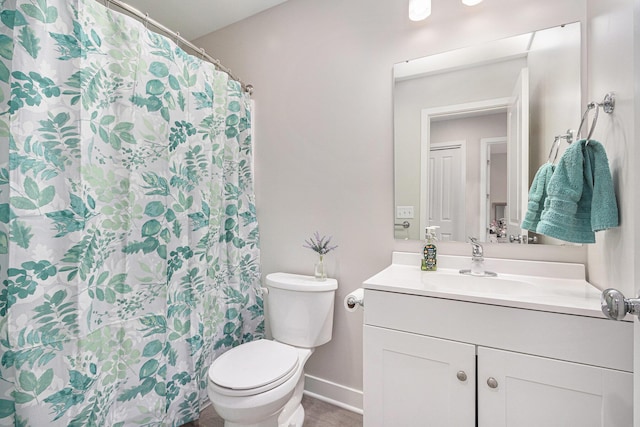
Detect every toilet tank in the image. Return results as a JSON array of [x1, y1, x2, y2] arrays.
[[265, 273, 338, 348]]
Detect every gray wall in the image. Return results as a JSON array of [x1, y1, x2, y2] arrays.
[[196, 0, 636, 408]]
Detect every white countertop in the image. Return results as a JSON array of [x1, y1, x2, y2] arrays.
[[363, 252, 624, 320]]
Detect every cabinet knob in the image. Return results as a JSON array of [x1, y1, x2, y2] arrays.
[[456, 371, 467, 382], [487, 377, 498, 389]]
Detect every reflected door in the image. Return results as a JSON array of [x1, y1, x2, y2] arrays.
[[428, 142, 465, 241]]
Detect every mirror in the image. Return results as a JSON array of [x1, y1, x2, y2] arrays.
[[394, 23, 581, 243]]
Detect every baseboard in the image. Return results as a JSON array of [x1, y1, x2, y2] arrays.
[[303, 374, 363, 415]]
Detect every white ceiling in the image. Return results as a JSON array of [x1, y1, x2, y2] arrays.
[[121, 0, 288, 40]]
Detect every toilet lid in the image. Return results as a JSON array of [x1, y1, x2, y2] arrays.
[[209, 340, 299, 394]]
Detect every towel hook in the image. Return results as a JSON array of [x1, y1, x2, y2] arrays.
[[577, 92, 615, 143], [602, 92, 615, 114]]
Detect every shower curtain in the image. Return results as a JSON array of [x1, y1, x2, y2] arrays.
[[0, 0, 264, 425]]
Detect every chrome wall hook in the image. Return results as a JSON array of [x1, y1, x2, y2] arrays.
[[577, 92, 615, 142], [602, 92, 615, 114]]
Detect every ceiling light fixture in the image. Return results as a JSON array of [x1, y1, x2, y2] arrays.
[[462, 0, 483, 5], [409, 0, 432, 21]]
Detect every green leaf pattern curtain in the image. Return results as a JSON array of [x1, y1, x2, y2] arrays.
[[0, 0, 264, 424]]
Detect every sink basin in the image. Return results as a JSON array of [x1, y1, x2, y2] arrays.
[[422, 272, 538, 296]]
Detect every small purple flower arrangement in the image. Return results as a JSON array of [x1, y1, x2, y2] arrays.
[[304, 232, 337, 280], [303, 232, 338, 256]]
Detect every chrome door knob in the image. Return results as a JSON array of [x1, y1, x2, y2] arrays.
[[487, 377, 498, 389], [456, 371, 467, 382], [601, 288, 640, 320]]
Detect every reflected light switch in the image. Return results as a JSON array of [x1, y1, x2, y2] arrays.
[[396, 206, 414, 219]]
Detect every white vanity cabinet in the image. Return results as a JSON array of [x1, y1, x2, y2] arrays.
[[364, 326, 476, 426], [362, 258, 634, 427], [477, 347, 632, 427]]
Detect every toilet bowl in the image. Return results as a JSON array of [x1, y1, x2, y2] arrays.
[[207, 273, 338, 427], [207, 340, 312, 427]]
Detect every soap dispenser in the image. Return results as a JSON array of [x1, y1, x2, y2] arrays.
[[421, 226, 439, 271]]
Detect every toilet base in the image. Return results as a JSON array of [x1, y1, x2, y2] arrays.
[[221, 401, 304, 427], [222, 374, 307, 427], [224, 416, 277, 427], [279, 403, 304, 427], [277, 373, 306, 427]]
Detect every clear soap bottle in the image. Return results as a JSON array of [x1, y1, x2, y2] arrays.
[[421, 226, 439, 271]]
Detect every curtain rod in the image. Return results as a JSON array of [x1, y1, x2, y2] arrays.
[[103, 0, 253, 94]]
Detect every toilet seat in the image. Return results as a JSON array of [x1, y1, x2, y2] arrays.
[[208, 340, 300, 397]]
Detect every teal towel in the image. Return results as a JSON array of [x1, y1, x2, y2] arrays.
[[521, 163, 554, 232], [537, 139, 618, 243]]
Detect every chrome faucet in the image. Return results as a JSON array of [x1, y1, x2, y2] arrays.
[[469, 237, 483, 261], [460, 237, 497, 277]]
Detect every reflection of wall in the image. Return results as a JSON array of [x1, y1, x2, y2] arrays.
[[197, 0, 635, 411], [491, 153, 508, 215], [528, 24, 582, 176], [430, 113, 507, 240]]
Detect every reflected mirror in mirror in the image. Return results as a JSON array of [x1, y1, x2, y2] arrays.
[[394, 22, 581, 244]]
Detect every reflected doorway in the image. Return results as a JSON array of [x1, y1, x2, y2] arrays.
[[480, 137, 508, 241]]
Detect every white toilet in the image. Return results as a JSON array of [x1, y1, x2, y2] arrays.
[[207, 272, 338, 427]]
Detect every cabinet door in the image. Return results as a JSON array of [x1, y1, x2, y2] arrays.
[[363, 325, 475, 427], [478, 347, 633, 427]]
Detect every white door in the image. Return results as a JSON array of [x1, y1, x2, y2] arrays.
[[506, 68, 529, 239], [478, 347, 633, 427], [363, 325, 475, 427], [427, 142, 465, 241]]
